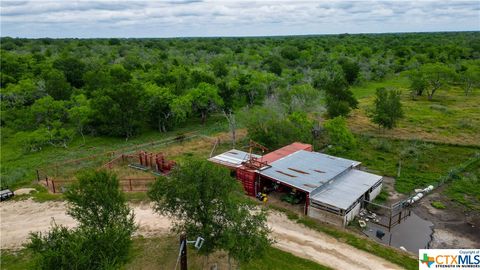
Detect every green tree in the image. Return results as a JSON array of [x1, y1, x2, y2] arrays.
[[43, 69, 72, 100], [109, 64, 132, 83], [321, 66, 358, 117], [68, 94, 92, 144], [262, 55, 283, 76], [369, 87, 404, 129], [212, 58, 229, 77], [339, 58, 360, 85], [65, 170, 136, 234], [90, 82, 144, 138], [419, 63, 454, 100], [187, 82, 223, 124], [1, 78, 42, 108], [27, 170, 136, 270], [278, 84, 319, 113], [460, 65, 480, 96], [142, 83, 175, 132], [170, 95, 193, 124], [242, 106, 314, 149], [280, 45, 300, 61], [408, 71, 427, 99], [148, 158, 271, 261], [30, 96, 71, 144], [53, 56, 86, 88], [323, 116, 356, 152], [83, 69, 111, 94]]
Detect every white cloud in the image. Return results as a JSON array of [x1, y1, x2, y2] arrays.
[[0, 0, 478, 37]]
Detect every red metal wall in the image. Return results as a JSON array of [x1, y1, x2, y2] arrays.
[[236, 168, 257, 196]]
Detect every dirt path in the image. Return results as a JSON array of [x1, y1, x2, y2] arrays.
[[0, 199, 171, 250], [1, 200, 402, 270], [268, 213, 402, 270]]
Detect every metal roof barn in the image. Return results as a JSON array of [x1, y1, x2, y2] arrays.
[[310, 169, 383, 210], [258, 150, 361, 193]]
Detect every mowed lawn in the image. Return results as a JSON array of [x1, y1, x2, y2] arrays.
[[349, 74, 480, 146]]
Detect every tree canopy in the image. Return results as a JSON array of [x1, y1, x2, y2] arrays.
[[148, 158, 271, 264], [0, 33, 477, 150], [27, 170, 136, 270], [369, 87, 404, 129]]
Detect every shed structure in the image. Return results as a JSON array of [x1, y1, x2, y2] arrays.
[[209, 142, 383, 226]]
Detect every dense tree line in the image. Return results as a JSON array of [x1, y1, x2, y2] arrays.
[[1, 32, 479, 150]]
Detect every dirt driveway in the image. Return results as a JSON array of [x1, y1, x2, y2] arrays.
[[1, 199, 402, 270]]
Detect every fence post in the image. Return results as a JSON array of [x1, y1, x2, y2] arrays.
[[129, 179, 132, 192], [52, 180, 56, 193], [36, 170, 40, 182], [46, 177, 49, 188]]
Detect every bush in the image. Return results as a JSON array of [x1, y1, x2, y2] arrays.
[[429, 104, 450, 114], [431, 201, 446, 209], [26, 170, 136, 270], [370, 138, 393, 152], [323, 116, 356, 152]]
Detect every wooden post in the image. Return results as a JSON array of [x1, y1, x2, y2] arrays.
[[180, 234, 187, 270], [46, 177, 49, 188], [129, 179, 132, 192], [36, 170, 40, 182], [52, 180, 56, 193]]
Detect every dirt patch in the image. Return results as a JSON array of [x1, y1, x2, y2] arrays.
[[381, 176, 406, 204], [413, 188, 480, 249], [0, 199, 170, 250], [13, 188, 36, 195], [268, 212, 402, 270], [1, 200, 401, 270]]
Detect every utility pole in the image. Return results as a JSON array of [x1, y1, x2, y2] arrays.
[[175, 234, 204, 270], [180, 234, 187, 270]]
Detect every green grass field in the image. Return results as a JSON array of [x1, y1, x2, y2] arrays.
[[445, 159, 480, 211], [332, 135, 479, 193], [349, 73, 480, 146], [1, 115, 230, 189]]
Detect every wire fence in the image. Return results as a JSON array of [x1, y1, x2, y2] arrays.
[[41, 177, 157, 193], [36, 132, 208, 193]]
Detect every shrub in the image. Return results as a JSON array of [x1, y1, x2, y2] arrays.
[[26, 170, 136, 270], [431, 201, 446, 209], [323, 116, 356, 152]]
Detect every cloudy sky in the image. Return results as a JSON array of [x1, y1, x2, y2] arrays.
[[1, 1, 479, 38]]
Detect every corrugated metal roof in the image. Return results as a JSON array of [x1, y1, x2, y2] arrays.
[[311, 169, 382, 210], [208, 149, 261, 168], [262, 142, 312, 163], [258, 150, 361, 193]]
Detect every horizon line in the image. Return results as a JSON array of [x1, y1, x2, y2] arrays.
[[1, 30, 479, 40]]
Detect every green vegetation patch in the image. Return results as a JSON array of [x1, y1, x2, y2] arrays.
[[0, 250, 34, 270], [445, 160, 480, 210], [431, 201, 447, 209], [349, 74, 480, 146], [1, 116, 228, 189], [129, 236, 332, 270], [334, 136, 479, 193]]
